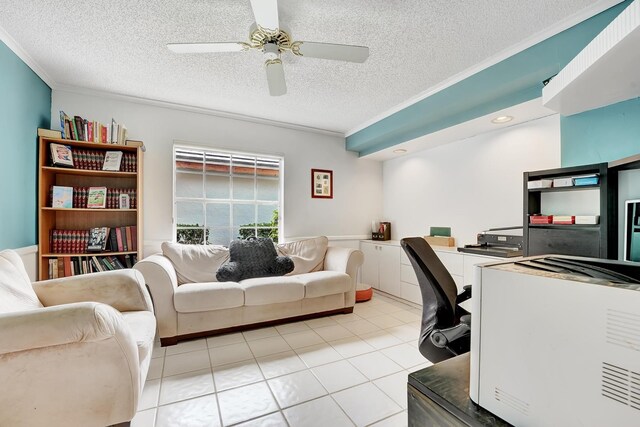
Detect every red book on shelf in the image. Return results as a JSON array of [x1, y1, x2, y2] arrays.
[[530, 215, 553, 224], [63, 257, 72, 277], [87, 122, 93, 142], [115, 227, 124, 251]]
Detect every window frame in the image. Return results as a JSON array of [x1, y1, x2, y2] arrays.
[[172, 143, 285, 245]]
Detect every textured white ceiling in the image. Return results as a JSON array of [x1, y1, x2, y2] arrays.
[[0, 0, 610, 133]]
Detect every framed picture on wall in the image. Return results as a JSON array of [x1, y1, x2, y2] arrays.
[[311, 169, 333, 199]]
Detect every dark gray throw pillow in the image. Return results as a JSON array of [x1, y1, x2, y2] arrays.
[[216, 237, 294, 282]]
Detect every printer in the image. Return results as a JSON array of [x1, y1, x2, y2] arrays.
[[458, 226, 523, 258], [469, 255, 640, 426]]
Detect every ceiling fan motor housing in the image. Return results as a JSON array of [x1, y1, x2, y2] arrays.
[[249, 24, 292, 54]]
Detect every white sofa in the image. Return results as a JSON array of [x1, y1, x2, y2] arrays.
[[0, 249, 156, 427], [134, 237, 363, 346]]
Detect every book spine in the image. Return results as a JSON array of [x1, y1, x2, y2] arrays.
[[91, 256, 103, 272], [111, 256, 126, 269], [125, 226, 133, 252], [115, 227, 123, 251], [73, 116, 83, 141], [131, 225, 137, 251], [129, 188, 136, 209], [121, 226, 128, 251], [64, 119, 72, 140], [109, 228, 118, 252], [83, 230, 89, 253], [100, 257, 113, 270], [63, 257, 71, 277], [59, 111, 66, 139], [87, 121, 93, 142]]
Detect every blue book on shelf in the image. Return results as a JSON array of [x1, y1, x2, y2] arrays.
[[574, 176, 599, 186]]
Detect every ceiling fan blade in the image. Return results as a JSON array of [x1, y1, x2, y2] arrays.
[[250, 0, 279, 32], [167, 42, 249, 53], [293, 42, 369, 63], [265, 59, 286, 96]]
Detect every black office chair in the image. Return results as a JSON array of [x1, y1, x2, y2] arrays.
[[401, 237, 472, 363]]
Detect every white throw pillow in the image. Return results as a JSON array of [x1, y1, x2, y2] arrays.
[[277, 236, 328, 276], [161, 242, 230, 285]]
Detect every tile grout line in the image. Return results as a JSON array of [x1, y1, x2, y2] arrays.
[[145, 297, 423, 426]]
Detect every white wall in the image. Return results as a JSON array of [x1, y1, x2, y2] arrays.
[[51, 90, 382, 254], [382, 115, 561, 245]]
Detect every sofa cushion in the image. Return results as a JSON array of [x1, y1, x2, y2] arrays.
[[174, 282, 244, 313], [216, 238, 294, 282], [162, 242, 230, 285], [296, 271, 352, 298], [240, 276, 304, 305], [277, 236, 328, 275], [120, 311, 157, 363], [0, 250, 43, 314]]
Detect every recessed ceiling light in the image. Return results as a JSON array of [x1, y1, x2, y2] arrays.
[[491, 115, 513, 124], [393, 148, 407, 154]]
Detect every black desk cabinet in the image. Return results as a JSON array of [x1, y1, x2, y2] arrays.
[[407, 354, 511, 426]]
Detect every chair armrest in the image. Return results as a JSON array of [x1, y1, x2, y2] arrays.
[[430, 318, 471, 349], [456, 284, 472, 304], [33, 269, 153, 313], [324, 247, 364, 282], [0, 302, 142, 425], [0, 302, 128, 355], [133, 254, 179, 339]]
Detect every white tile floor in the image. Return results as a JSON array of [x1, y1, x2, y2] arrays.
[[133, 294, 431, 427]]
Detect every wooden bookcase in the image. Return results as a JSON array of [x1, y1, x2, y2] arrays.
[[523, 162, 616, 259], [37, 137, 144, 280]]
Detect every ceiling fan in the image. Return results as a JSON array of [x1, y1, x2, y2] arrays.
[[167, 0, 369, 96]]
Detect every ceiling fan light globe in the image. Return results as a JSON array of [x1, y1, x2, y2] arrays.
[[263, 43, 280, 60]]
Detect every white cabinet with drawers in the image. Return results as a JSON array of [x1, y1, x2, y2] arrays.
[[362, 240, 506, 305]]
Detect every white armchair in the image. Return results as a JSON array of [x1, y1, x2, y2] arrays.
[[0, 250, 156, 427]]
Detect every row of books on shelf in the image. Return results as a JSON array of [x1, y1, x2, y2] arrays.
[[50, 144, 137, 172], [48, 254, 138, 279], [51, 186, 137, 209], [527, 174, 600, 189], [59, 111, 128, 145], [50, 226, 137, 254], [530, 215, 600, 225]]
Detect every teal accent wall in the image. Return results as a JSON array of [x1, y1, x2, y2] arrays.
[[347, 0, 632, 157], [561, 98, 640, 166], [0, 41, 51, 249]]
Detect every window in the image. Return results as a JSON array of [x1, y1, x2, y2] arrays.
[[174, 146, 282, 245]]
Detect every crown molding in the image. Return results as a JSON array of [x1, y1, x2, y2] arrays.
[[0, 23, 56, 88], [0, 21, 343, 138], [345, 0, 624, 136], [54, 85, 344, 138]]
